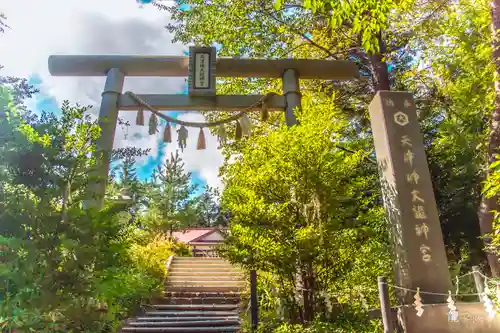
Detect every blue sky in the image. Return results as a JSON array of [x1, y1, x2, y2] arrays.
[[1, 0, 224, 190], [27, 73, 209, 192]]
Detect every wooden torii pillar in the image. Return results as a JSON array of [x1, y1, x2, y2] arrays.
[[47, 49, 451, 321]]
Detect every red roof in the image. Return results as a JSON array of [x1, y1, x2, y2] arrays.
[[172, 228, 220, 244]]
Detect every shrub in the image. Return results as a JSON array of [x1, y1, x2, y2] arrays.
[[128, 233, 192, 279], [129, 234, 176, 279]]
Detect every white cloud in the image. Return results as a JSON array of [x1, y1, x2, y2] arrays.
[[0, 0, 223, 188]]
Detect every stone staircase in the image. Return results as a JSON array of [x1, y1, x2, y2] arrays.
[[120, 256, 245, 332]]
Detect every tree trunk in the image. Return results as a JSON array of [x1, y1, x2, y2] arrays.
[[477, 0, 500, 277], [301, 271, 314, 322], [478, 197, 500, 276], [369, 31, 391, 92]]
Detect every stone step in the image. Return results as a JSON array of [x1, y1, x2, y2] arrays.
[[121, 326, 239, 332], [166, 281, 244, 287], [172, 260, 230, 265], [127, 319, 240, 327], [145, 310, 238, 317], [168, 276, 244, 282], [169, 266, 240, 273], [166, 280, 245, 287], [169, 270, 242, 275], [134, 316, 240, 322], [166, 286, 242, 293], [171, 258, 231, 263], [163, 291, 240, 298], [149, 304, 239, 311], [168, 269, 243, 277], [120, 255, 242, 333], [170, 263, 235, 270], [154, 297, 240, 305], [173, 257, 229, 262]]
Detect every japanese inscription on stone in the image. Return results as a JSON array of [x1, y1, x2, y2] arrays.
[[369, 91, 451, 303], [391, 101, 433, 263]]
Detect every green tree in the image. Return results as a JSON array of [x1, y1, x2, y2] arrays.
[[109, 153, 144, 225], [157, 0, 500, 329], [276, 0, 414, 52], [158, 0, 491, 268], [0, 88, 162, 332], [404, 0, 496, 270], [220, 94, 389, 325], [479, 0, 500, 275], [110, 152, 144, 198], [193, 185, 228, 227], [142, 151, 199, 234], [484, 154, 500, 258], [120, 155, 139, 185]]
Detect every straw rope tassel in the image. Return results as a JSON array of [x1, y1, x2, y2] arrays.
[[197, 128, 206, 150], [447, 290, 459, 322], [414, 287, 424, 317], [261, 100, 269, 121], [163, 122, 172, 143], [218, 124, 227, 145], [178, 125, 188, 151], [148, 112, 158, 135], [240, 114, 252, 137], [235, 121, 242, 140], [136, 109, 144, 126]]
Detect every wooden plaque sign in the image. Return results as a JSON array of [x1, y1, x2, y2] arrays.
[[188, 46, 216, 96]]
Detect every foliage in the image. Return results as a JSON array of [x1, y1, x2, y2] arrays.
[[157, 0, 499, 328], [484, 155, 500, 255], [109, 152, 148, 225], [194, 185, 229, 227], [161, 0, 496, 256], [219, 94, 389, 323], [138, 151, 226, 233], [408, 0, 494, 264], [0, 87, 166, 332], [118, 155, 141, 193], [0, 76, 38, 110], [140, 151, 200, 233], [1, 0, 497, 330], [129, 233, 190, 279], [268, 317, 381, 333], [0, 80, 227, 330], [274, 0, 415, 53]]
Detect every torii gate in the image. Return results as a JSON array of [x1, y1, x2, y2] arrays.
[[48, 47, 358, 205], [48, 47, 451, 327]]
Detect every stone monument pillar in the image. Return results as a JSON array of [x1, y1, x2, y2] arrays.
[[369, 91, 451, 304]]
